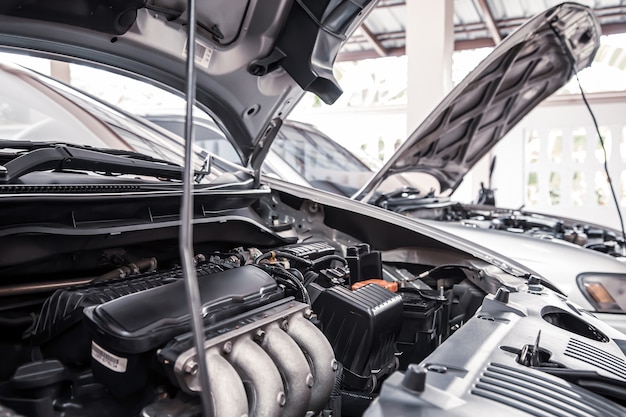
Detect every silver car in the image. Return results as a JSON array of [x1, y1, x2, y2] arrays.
[[0, 2, 624, 417]]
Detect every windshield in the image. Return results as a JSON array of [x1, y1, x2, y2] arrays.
[[0, 61, 207, 170]]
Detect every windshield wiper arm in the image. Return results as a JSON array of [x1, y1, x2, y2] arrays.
[[0, 145, 190, 183], [0, 140, 181, 167]]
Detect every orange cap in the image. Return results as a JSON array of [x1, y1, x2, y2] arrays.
[[351, 279, 398, 292]]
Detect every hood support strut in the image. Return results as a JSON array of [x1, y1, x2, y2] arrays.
[[178, 1, 213, 416]]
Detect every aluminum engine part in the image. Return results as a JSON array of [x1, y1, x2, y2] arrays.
[[171, 301, 336, 417]]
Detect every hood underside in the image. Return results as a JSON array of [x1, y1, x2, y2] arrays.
[[354, 2, 600, 202], [0, 0, 377, 168]]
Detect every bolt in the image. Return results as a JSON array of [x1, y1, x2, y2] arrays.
[[437, 286, 446, 300], [303, 308, 314, 319], [254, 329, 266, 343], [277, 392, 286, 407], [305, 374, 314, 388], [223, 341, 233, 354], [281, 320, 289, 331], [494, 287, 510, 303], [402, 364, 426, 392], [183, 360, 198, 376], [331, 359, 339, 371]]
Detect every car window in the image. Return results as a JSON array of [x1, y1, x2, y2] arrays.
[[148, 118, 241, 165], [0, 62, 213, 169], [0, 67, 117, 148], [271, 124, 372, 195]]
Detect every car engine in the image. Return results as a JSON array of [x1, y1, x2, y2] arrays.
[[0, 190, 625, 417], [0, 233, 482, 417], [392, 199, 626, 257]]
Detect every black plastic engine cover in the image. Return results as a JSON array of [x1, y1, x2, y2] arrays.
[[83, 265, 281, 354], [32, 263, 226, 365], [82, 265, 282, 397]]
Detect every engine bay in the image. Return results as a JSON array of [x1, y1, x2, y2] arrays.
[[0, 234, 484, 417], [391, 198, 626, 257], [0, 188, 625, 417]]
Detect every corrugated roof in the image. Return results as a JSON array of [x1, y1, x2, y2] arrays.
[[339, 0, 626, 61]]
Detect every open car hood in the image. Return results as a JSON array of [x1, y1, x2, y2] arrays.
[[0, 0, 377, 169], [354, 2, 600, 202]]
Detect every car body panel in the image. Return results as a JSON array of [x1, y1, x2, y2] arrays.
[[0, 0, 377, 167], [424, 219, 626, 331]]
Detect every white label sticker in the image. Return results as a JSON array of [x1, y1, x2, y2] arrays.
[[92, 341, 128, 373], [182, 39, 213, 68]]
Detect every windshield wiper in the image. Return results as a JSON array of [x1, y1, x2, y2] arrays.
[[0, 140, 181, 166], [0, 143, 201, 184]]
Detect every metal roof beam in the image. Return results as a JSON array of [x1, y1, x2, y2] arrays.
[[475, 0, 501, 44], [337, 47, 404, 62], [338, 37, 496, 61], [600, 22, 626, 36], [359, 23, 388, 57]]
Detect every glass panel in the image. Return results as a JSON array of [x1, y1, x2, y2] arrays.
[[572, 128, 587, 163], [548, 130, 562, 163], [549, 172, 561, 205], [526, 130, 540, 164], [572, 171, 586, 206], [595, 171, 610, 206], [527, 172, 539, 205], [270, 124, 372, 196], [595, 127, 612, 163]]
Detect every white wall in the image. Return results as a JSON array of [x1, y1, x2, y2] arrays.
[[492, 92, 626, 230]]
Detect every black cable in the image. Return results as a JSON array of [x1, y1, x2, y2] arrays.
[[303, 270, 320, 286], [572, 70, 626, 250], [257, 264, 311, 305], [406, 264, 478, 282], [312, 254, 348, 267], [549, 18, 626, 251], [288, 268, 306, 283]]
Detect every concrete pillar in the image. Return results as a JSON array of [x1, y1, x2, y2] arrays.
[[406, 0, 476, 198], [405, 0, 454, 133]]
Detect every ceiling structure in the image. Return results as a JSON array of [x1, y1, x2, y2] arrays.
[[338, 0, 626, 62]]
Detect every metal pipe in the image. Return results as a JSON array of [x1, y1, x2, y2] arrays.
[[228, 336, 285, 417], [0, 278, 92, 297], [261, 323, 312, 417], [179, 0, 212, 415], [0, 257, 158, 296], [183, 349, 248, 417], [287, 313, 337, 414]]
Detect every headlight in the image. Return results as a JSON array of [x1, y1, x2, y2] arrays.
[[577, 273, 626, 313]]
